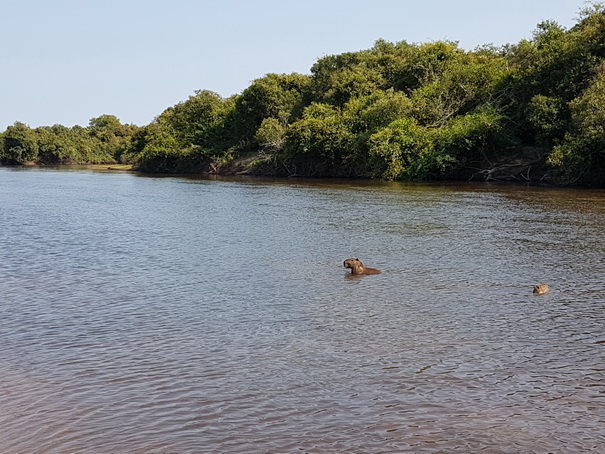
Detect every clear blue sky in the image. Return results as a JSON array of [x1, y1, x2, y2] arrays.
[[0, 0, 584, 130]]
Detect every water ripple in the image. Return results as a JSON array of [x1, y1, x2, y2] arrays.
[[0, 169, 604, 452]]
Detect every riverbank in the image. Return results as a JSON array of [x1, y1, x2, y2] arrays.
[[204, 148, 557, 184], [90, 164, 134, 171], [1, 146, 596, 187]]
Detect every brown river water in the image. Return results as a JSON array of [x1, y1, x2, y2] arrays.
[[0, 167, 604, 453]]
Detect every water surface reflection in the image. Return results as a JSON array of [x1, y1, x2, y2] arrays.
[[0, 168, 604, 452]]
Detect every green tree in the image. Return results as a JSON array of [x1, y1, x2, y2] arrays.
[[89, 114, 130, 143], [431, 108, 516, 178], [130, 123, 181, 172], [255, 117, 287, 152], [88, 114, 136, 161], [157, 90, 228, 151], [548, 72, 605, 184], [225, 73, 311, 148], [501, 9, 605, 142], [410, 47, 509, 127], [525, 95, 568, 145], [283, 103, 356, 175], [125, 123, 207, 173], [36, 125, 72, 163], [368, 118, 432, 179], [342, 89, 413, 134], [316, 65, 386, 107], [1, 122, 39, 163]]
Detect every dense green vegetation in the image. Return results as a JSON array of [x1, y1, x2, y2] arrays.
[[2, 4, 605, 185], [0, 115, 136, 166]]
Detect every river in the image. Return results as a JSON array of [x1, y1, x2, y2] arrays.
[[1, 167, 604, 453]]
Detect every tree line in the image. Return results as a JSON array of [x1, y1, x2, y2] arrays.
[[2, 4, 605, 185]]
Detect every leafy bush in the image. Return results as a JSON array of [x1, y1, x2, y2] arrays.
[[283, 103, 355, 172], [368, 118, 432, 179], [1, 122, 39, 163], [548, 73, 605, 184], [255, 118, 287, 152]]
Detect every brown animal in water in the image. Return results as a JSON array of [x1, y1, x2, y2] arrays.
[[343, 258, 381, 275], [533, 284, 550, 295]]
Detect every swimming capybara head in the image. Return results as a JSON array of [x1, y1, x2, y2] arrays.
[[533, 284, 550, 295], [343, 258, 381, 275]]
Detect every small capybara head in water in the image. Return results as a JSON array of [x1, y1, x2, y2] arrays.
[[343, 258, 381, 275], [533, 284, 550, 295]]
